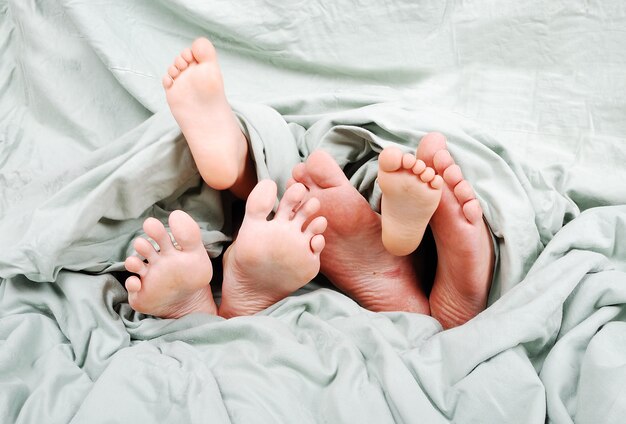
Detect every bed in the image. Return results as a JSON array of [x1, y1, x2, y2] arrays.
[[1, 0, 625, 422]]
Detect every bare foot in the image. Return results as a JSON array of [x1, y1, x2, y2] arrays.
[[378, 146, 443, 256], [416, 132, 495, 329], [124, 210, 217, 318], [163, 37, 255, 198], [219, 180, 327, 318], [290, 150, 430, 314]]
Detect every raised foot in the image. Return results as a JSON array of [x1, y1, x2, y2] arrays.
[[124, 210, 216, 318], [378, 146, 443, 256], [416, 132, 494, 329], [290, 150, 431, 314], [219, 180, 327, 318], [163, 37, 251, 195]]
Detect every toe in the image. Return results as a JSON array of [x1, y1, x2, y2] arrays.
[[276, 183, 307, 220], [379, 146, 403, 172], [143, 218, 174, 253], [168, 65, 180, 79], [181, 47, 194, 63], [305, 150, 347, 188], [125, 256, 147, 276], [245, 179, 277, 219], [463, 199, 484, 224], [401, 153, 417, 170], [419, 167, 436, 183], [430, 175, 444, 189], [291, 163, 315, 187], [162, 75, 173, 89], [175, 55, 188, 71], [133, 237, 158, 262], [433, 150, 455, 175], [412, 159, 426, 174], [454, 180, 475, 203], [125, 276, 142, 293], [191, 37, 217, 63], [293, 197, 321, 225], [168, 210, 203, 251], [310, 234, 325, 255], [305, 216, 327, 235], [442, 164, 463, 188], [416, 132, 447, 167]]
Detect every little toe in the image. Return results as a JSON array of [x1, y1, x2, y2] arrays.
[[463, 199, 484, 224], [305, 216, 327, 236], [168, 65, 180, 79], [125, 256, 147, 276], [276, 183, 307, 219], [181, 47, 194, 63], [175, 55, 188, 71], [168, 210, 203, 251], [310, 234, 326, 255], [419, 167, 436, 183], [442, 164, 463, 187], [143, 218, 174, 253], [162, 75, 173, 89], [245, 179, 278, 219], [125, 276, 142, 293], [293, 197, 320, 225], [379, 146, 403, 172], [454, 180, 476, 204], [433, 150, 455, 174], [412, 159, 426, 174], [430, 175, 444, 190], [133, 237, 158, 262]]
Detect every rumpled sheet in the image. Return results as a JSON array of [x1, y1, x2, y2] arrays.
[[1, 0, 625, 422]]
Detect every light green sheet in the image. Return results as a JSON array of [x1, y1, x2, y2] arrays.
[[1, 0, 626, 423]]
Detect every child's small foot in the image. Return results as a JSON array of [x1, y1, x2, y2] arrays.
[[163, 38, 252, 195], [416, 132, 494, 329], [378, 146, 443, 256], [124, 210, 216, 318], [219, 180, 326, 318]]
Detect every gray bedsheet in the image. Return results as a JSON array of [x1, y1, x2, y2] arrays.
[[1, 0, 625, 422]]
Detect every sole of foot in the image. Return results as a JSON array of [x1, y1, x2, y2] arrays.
[[378, 145, 443, 256], [290, 150, 431, 314], [163, 37, 252, 195], [219, 180, 327, 318], [124, 210, 217, 318], [416, 132, 495, 329]]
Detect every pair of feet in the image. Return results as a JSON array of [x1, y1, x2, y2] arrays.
[[124, 38, 494, 328]]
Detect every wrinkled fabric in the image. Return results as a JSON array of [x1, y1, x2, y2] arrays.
[[1, 0, 625, 423]]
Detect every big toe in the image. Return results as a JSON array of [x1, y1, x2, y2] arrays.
[[416, 132, 447, 167], [191, 37, 217, 63], [305, 150, 347, 188], [168, 210, 203, 251], [246, 179, 278, 219], [379, 146, 404, 172]]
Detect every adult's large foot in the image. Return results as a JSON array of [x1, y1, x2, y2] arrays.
[[291, 150, 430, 314], [416, 132, 495, 329], [163, 37, 255, 198], [124, 211, 217, 318], [378, 146, 443, 256], [219, 180, 327, 318]]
